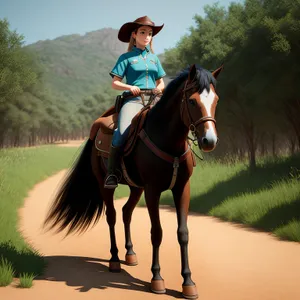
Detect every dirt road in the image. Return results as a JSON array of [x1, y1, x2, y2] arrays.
[[2, 164, 300, 299]]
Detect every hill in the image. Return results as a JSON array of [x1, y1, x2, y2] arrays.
[[27, 28, 127, 103], [27, 28, 170, 103]]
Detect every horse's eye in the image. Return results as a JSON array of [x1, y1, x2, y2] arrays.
[[189, 99, 196, 106]]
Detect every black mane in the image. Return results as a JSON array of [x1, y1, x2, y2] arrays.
[[159, 65, 217, 105]]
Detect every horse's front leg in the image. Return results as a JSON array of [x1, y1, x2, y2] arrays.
[[144, 185, 166, 294], [122, 186, 143, 265], [172, 180, 198, 299]]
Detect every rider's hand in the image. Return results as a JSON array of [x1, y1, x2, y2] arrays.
[[153, 87, 162, 94], [130, 86, 140, 96]]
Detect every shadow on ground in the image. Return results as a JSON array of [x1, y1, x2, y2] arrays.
[[0, 242, 46, 276], [34, 255, 182, 298]]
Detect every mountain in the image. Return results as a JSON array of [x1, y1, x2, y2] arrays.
[[27, 28, 170, 103], [27, 28, 127, 102]]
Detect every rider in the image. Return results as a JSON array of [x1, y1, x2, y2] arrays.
[[104, 16, 166, 189]]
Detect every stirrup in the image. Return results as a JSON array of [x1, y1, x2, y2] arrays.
[[104, 174, 118, 189]]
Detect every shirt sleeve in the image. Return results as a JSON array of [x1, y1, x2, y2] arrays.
[[109, 54, 128, 79], [155, 56, 166, 80]]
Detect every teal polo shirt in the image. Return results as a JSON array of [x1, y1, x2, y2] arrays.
[[109, 45, 166, 89]]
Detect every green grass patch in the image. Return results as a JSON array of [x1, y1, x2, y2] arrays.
[[274, 219, 300, 241], [210, 178, 300, 231], [18, 273, 35, 288], [0, 257, 15, 286], [0, 144, 82, 277], [137, 154, 300, 242], [114, 184, 130, 200]]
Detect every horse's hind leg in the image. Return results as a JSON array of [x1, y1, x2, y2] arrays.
[[172, 180, 198, 299], [102, 189, 121, 272], [122, 186, 143, 266], [91, 147, 121, 272]]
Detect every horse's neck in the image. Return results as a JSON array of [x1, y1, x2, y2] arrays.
[[145, 91, 189, 154]]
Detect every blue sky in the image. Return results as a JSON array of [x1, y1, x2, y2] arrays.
[[0, 0, 242, 54]]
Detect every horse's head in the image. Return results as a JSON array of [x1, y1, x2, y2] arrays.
[[181, 64, 223, 152]]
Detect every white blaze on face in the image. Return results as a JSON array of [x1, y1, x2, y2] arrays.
[[199, 88, 218, 143]]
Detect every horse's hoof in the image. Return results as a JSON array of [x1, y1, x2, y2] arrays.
[[182, 284, 198, 299], [125, 254, 138, 266], [150, 279, 166, 294], [109, 261, 121, 273]]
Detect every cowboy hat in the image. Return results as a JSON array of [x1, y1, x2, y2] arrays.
[[118, 16, 164, 43]]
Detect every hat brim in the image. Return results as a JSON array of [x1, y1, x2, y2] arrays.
[[118, 22, 164, 43]]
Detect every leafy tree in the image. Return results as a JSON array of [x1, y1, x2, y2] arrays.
[[162, 0, 300, 168]]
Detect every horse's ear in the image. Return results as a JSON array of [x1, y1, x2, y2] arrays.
[[212, 65, 224, 79], [188, 64, 197, 82]]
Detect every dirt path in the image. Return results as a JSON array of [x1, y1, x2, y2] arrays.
[[2, 167, 300, 299], [54, 139, 86, 147]]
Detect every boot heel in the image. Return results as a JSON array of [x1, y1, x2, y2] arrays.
[[104, 174, 118, 189]]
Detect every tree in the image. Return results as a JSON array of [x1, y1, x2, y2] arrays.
[[162, 0, 300, 168]]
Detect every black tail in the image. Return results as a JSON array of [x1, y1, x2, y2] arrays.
[[44, 139, 104, 236]]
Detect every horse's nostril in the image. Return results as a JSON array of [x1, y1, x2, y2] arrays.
[[202, 138, 208, 145]]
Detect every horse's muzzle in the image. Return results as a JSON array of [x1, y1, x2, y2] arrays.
[[198, 135, 218, 152]]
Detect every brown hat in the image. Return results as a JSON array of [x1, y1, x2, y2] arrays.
[[118, 16, 164, 43]]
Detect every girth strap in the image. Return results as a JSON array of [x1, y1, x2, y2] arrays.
[[120, 158, 143, 188], [138, 129, 191, 189]]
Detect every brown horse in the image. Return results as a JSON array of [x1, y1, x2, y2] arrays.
[[44, 64, 223, 299]]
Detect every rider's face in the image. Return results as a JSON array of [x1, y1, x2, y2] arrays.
[[133, 26, 153, 48]]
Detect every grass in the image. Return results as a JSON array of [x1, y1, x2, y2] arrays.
[[18, 273, 35, 288], [0, 143, 82, 280], [210, 178, 300, 234], [1, 140, 299, 289], [0, 257, 15, 286], [274, 219, 300, 241], [137, 153, 300, 242]]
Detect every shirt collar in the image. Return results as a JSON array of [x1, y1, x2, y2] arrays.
[[132, 45, 150, 55]]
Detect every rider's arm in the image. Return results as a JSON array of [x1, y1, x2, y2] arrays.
[[112, 76, 140, 95], [111, 76, 132, 91], [155, 78, 165, 93]]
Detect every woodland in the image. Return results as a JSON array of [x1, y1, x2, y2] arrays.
[[1, 0, 299, 168]]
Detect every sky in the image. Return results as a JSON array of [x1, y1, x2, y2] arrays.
[[0, 0, 242, 54]]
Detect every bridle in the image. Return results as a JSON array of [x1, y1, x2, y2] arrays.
[[180, 79, 217, 139]]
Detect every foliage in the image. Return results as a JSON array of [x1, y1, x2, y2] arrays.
[[162, 0, 300, 168], [0, 21, 122, 147], [0, 19, 38, 104]]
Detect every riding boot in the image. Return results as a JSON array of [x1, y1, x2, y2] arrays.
[[104, 145, 121, 189]]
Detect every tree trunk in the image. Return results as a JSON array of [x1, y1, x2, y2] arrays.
[[289, 135, 296, 155], [0, 130, 5, 148], [285, 98, 300, 152], [248, 139, 256, 170], [272, 133, 277, 157], [244, 120, 257, 169], [259, 133, 267, 158]]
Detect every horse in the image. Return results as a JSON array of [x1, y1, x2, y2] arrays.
[[44, 64, 223, 299]]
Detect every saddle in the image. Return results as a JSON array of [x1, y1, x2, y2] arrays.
[[89, 93, 196, 189], [91, 105, 150, 158]]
